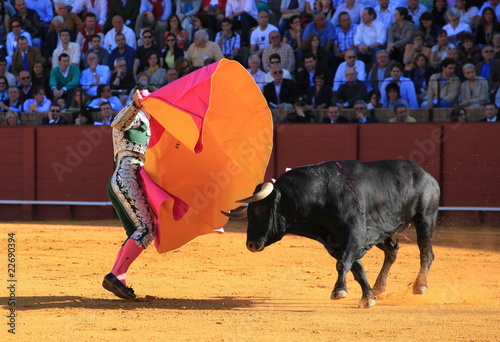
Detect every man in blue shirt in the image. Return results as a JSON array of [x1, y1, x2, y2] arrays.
[[108, 33, 136, 73], [302, 11, 336, 52]]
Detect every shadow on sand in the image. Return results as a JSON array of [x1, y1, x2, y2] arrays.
[[0, 295, 259, 311]]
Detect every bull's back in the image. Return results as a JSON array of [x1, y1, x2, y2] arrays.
[[278, 159, 439, 224], [284, 159, 434, 192]]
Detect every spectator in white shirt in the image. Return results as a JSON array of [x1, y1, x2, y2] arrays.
[[6, 18, 32, 57], [103, 15, 137, 53], [353, 8, 387, 66], [247, 55, 266, 91], [80, 52, 111, 97], [250, 10, 278, 56], [442, 8, 472, 45], [52, 29, 81, 67], [23, 85, 52, 112], [333, 49, 366, 91]]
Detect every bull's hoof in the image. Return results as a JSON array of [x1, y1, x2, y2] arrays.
[[358, 297, 376, 308], [413, 285, 428, 295], [331, 290, 348, 300]]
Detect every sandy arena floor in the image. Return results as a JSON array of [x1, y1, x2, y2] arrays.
[[0, 220, 499, 342]]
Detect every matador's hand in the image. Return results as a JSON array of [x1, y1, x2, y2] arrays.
[[133, 89, 146, 108]]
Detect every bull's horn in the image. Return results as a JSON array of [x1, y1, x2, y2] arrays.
[[221, 206, 248, 218], [236, 182, 274, 203]]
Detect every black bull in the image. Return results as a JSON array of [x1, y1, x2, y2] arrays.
[[223, 159, 440, 308]]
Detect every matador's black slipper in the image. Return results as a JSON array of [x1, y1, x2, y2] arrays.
[[102, 273, 136, 299]]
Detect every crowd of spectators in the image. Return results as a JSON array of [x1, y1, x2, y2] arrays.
[[0, 0, 499, 125]]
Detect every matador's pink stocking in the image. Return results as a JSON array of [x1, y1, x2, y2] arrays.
[[111, 239, 143, 285]]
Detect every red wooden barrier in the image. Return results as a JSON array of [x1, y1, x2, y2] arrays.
[[273, 124, 358, 175], [1, 123, 499, 224]]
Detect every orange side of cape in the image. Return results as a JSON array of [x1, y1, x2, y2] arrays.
[[140, 59, 273, 253]]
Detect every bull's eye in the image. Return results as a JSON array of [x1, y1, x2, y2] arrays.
[[254, 206, 266, 216]]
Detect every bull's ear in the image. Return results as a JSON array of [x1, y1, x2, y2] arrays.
[[236, 182, 274, 203]]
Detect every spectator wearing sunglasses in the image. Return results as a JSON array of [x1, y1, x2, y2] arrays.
[[264, 53, 293, 84], [133, 30, 163, 78], [41, 103, 69, 125], [263, 64, 297, 110], [332, 49, 366, 91], [350, 100, 379, 123]]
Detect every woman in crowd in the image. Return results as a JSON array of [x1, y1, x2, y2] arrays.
[[193, 14, 214, 41], [174, 57, 192, 77], [387, 7, 415, 63], [475, 7, 500, 45], [299, 33, 327, 69], [449, 106, 467, 122], [279, 0, 305, 33], [165, 14, 190, 51], [69, 88, 90, 112], [282, 15, 302, 54], [163, 33, 185, 70], [4, 111, 23, 126], [366, 90, 382, 109], [406, 53, 434, 106], [144, 52, 166, 88], [460, 63, 489, 108], [457, 33, 481, 65], [306, 73, 331, 109], [384, 82, 409, 109], [419, 11, 438, 48], [455, 0, 478, 27]]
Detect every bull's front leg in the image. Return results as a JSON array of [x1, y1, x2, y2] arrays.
[[330, 232, 363, 302], [331, 258, 351, 300], [351, 260, 377, 308]]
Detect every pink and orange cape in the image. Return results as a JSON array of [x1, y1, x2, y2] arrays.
[[139, 59, 273, 253]]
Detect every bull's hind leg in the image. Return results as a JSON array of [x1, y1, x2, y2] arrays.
[[372, 235, 399, 297], [413, 214, 436, 295], [351, 260, 377, 308]]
